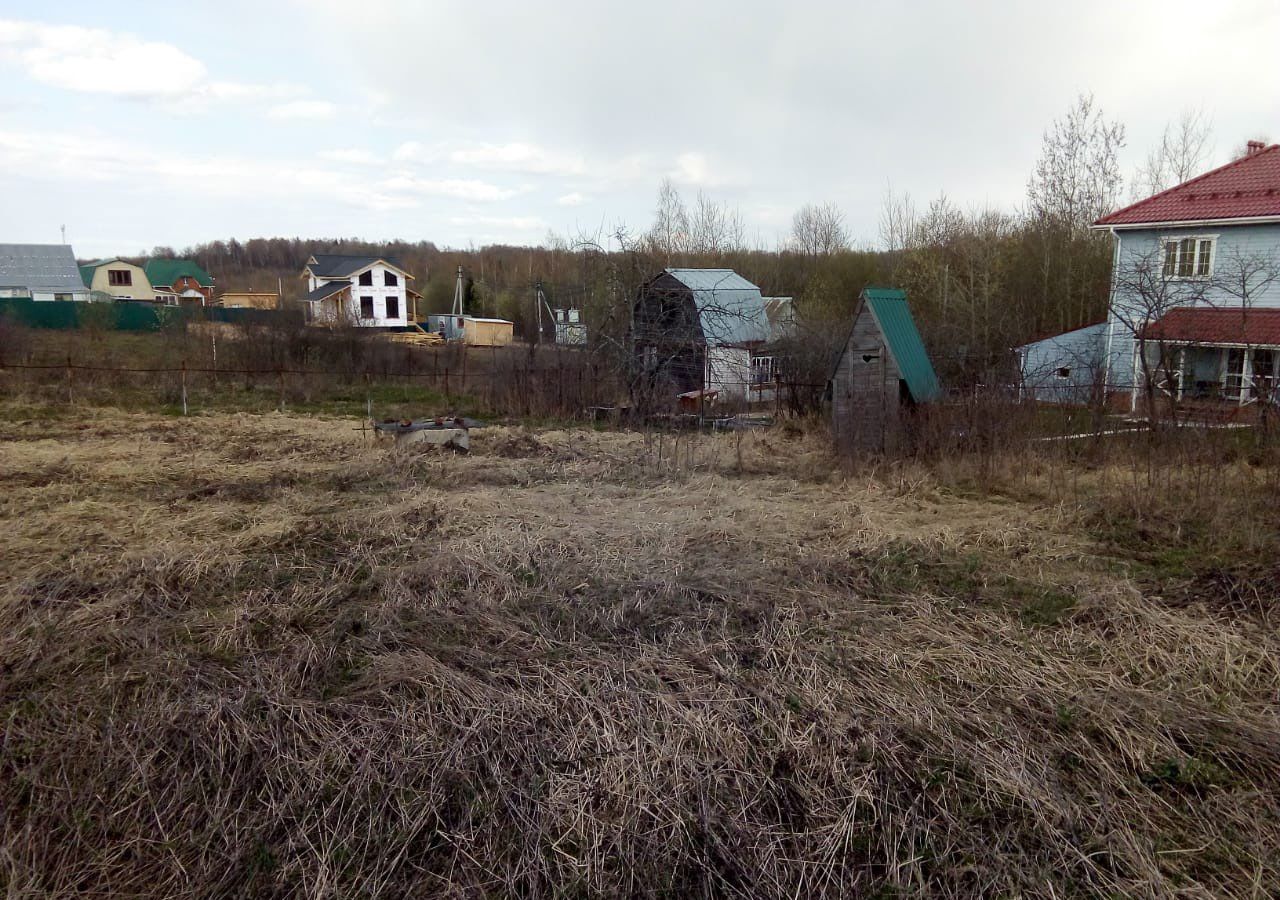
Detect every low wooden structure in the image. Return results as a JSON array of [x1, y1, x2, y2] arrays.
[[424, 314, 514, 347], [219, 291, 279, 310], [830, 288, 940, 454]]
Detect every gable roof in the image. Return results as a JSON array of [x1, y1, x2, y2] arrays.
[[663, 268, 770, 345], [305, 254, 413, 280], [0, 244, 87, 293], [302, 281, 352, 302], [1140, 307, 1280, 346], [144, 258, 213, 288], [1095, 144, 1280, 228], [834, 288, 941, 402]]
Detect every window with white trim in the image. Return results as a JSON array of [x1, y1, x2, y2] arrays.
[[1162, 236, 1215, 279], [751, 355, 776, 385]]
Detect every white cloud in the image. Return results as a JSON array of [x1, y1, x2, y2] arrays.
[[0, 19, 207, 98], [0, 18, 313, 116], [0, 127, 417, 214], [449, 142, 585, 176], [268, 100, 338, 120], [449, 215, 550, 231], [556, 192, 588, 206], [204, 81, 303, 102], [392, 140, 430, 162], [318, 148, 384, 165], [382, 174, 521, 202]]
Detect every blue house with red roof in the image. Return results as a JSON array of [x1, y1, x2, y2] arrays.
[[1020, 141, 1280, 412]]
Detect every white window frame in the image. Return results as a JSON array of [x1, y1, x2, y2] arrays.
[[1161, 234, 1217, 280], [750, 354, 777, 385]]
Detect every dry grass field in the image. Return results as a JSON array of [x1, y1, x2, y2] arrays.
[[1, 405, 1278, 897]]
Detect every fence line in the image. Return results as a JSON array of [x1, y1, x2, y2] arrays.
[[0, 359, 835, 392]]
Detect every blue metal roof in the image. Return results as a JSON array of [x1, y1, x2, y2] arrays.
[[665, 268, 769, 346], [0, 244, 87, 293]]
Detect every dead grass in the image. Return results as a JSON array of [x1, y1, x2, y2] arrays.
[[1, 405, 1277, 897]]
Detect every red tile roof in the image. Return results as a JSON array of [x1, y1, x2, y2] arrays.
[[1095, 144, 1280, 227], [1140, 307, 1280, 346]]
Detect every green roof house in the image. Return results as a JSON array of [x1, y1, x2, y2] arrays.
[[143, 259, 215, 305], [830, 288, 941, 454]]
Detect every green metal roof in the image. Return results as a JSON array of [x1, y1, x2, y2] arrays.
[[862, 288, 941, 401], [144, 258, 214, 288], [78, 265, 94, 287]]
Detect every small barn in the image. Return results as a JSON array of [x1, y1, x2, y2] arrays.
[[830, 288, 941, 453], [632, 268, 773, 407]]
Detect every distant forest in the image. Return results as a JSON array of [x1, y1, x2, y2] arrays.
[[137, 97, 1262, 381]]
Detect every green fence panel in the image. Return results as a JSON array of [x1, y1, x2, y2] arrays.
[[0, 298, 80, 329], [0, 298, 304, 332]]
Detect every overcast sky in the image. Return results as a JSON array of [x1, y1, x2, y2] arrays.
[[1, 0, 1277, 258]]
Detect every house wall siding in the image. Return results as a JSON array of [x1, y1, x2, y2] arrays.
[[1105, 223, 1280, 389], [705, 346, 751, 400], [1018, 322, 1108, 404], [88, 262, 156, 301], [309, 262, 409, 327]]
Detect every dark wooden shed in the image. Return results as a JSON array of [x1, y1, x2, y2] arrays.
[[830, 288, 941, 454]]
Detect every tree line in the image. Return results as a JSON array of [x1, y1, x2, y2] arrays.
[[145, 95, 1263, 386]]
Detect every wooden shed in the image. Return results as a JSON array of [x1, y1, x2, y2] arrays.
[[632, 268, 772, 408], [461, 316, 514, 347], [830, 288, 941, 454]]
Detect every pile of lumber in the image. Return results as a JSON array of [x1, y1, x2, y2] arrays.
[[383, 325, 444, 346]]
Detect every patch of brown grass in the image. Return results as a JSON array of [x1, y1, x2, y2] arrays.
[[1, 405, 1277, 897]]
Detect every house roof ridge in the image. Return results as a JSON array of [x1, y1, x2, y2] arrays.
[[1095, 144, 1280, 227]]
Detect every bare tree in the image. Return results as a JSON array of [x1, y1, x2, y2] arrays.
[[1109, 241, 1211, 426], [1131, 109, 1214, 199], [878, 186, 919, 257], [1025, 94, 1125, 333], [1027, 93, 1126, 232], [688, 191, 746, 256], [790, 203, 849, 258], [648, 179, 689, 263], [1210, 246, 1280, 429]]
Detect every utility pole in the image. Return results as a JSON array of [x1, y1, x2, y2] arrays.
[[535, 280, 543, 345], [451, 266, 465, 317]]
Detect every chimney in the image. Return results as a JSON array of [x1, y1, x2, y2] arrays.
[[1247, 140, 1266, 156]]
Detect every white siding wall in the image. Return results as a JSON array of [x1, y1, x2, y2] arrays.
[[310, 263, 410, 327], [349, 263, 408, 327], [705, 346, 752, 400]]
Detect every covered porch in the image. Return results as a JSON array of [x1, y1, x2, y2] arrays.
[[1139, 307, 1280, 416]]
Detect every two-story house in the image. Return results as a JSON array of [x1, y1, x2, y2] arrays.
[[79, 258, 157, 301], [1019, 142, 1280, 413], [300, 254, 416, 327], [143, 259, 215, 306]]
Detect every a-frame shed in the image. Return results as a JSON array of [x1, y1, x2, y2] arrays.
[[830, 288, 941, 453]]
